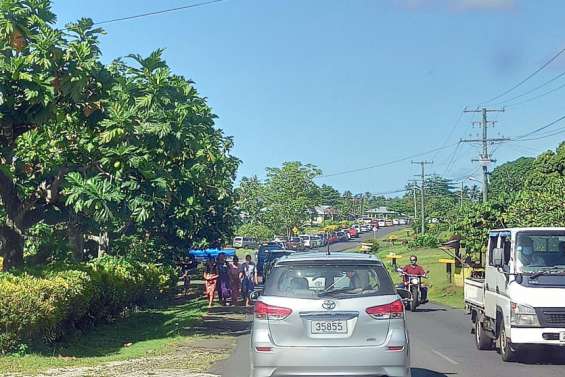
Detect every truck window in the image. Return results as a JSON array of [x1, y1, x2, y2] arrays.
[[501, 235, 511, 265], [488, 234, 499, 266]]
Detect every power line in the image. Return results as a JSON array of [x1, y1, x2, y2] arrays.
[[505, 80, 565, 108], [92, 0, 225, 26], [432, 109, 465, 161], [318, 142, 457, 178], [493, 70, 565, 106], [480, 47, 565, 105], [515, 113, 565, 140]]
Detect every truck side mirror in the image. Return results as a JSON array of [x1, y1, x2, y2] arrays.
[[492, 247, 504, 268]]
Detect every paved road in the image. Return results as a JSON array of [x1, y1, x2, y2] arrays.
[[215, 302, 565, 377], [311, 225, 407, 253]]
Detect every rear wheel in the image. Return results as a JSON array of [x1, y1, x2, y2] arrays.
[[475, 317, 493, 350], [499, 319, 519, 362], [411, 286, 419, 312]]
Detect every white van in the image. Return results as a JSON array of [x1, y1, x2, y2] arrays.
[[299, 235, 318, 249], [233, 236, 258, 248]]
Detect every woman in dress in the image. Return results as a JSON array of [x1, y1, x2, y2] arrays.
[[241, 254, 257, 307], [228, 255, 243, 306], [216, 252, 231, 306], [204, 259, 219, 308]]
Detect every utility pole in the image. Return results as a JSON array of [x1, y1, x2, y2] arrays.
[[461, 107, 509, 203], [409, 180, 419, 222], [411, 161, 433, 234]]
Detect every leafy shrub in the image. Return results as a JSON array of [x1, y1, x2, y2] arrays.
[[408, 234, 439, 249], [0, 257, 176, 354], [369, 240, 380, 253]]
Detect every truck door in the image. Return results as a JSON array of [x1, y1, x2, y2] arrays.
[[485, 231, 512, 319]]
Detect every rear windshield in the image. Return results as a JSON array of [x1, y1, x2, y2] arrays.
[[264, 263, 395, 299]]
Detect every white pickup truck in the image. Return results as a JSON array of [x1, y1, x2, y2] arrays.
[[464, 227, 565, 362]]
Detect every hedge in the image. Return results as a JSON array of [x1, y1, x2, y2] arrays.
[[0, 256, 177, 354]]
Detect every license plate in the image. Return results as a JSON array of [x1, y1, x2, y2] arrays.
[[560, 332, 565, 342], [310, 320, 347, 334]]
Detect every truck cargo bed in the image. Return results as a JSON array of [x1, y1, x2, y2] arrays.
[[464, 278, 485, 309]]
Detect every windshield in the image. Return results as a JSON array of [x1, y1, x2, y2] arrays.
[[516, 231, 565, 272], [264, 263, 395, 299]]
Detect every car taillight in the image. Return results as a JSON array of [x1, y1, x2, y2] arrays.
[[255, 301, 292, 320], [366, 299, 404, 320]]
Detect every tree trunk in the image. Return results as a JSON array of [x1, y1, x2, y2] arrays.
[[68, 220, 84, 262], [0, 225, 24, 271], [98, 232, 109, 257]]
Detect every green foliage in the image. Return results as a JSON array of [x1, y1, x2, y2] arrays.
[[0, 257, 176, 354], [235, 223, 274, 242], [489, 157, 535, 198], [408, 233, 439, 249], [368, 239, 380, 253], [319, 184, 341, 207]]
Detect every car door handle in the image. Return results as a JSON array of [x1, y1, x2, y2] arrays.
[[485, 283, 489, 290], [496, 286, 499, 294]]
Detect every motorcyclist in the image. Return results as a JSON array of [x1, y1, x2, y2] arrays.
[[400, 255, 428, 303]]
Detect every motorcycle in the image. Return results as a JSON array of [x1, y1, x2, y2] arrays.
[[396, 268, 429, 312]]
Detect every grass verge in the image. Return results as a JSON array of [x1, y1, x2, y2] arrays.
[[0, 296, 234, 376]]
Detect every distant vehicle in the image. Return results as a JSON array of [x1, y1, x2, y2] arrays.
[[287, 237, 306, 251], [318, 234, 328, 246], [385, 220, 393, 227], [266, 241, 286, 250], [189, 247, 236, 262], [256, 248, 295, 282], [352, 224, 362, 233], [398, 219, 408, 225], [327, 233, 338, 244], [393, 219, 400, 225], [299, 235, 319, 249], [233, 236, 258, 249], [378, 220, 386, 227], [250, 252, 410, 377], [274, 235, 288, 243], [348, 227, 359, 238], [336, 231, 348, 242], [311, 235, 322, 248], [361, 224, 372, 232]]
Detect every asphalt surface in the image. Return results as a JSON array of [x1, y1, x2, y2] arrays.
[[214, 226, 565, 377]]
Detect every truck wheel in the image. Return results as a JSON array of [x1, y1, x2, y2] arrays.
[[499, 320, 518, 362], [411, 287, 419, 312], [475, 319, 493, 350]]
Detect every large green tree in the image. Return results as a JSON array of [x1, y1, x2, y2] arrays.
[[489, 157, 535, 198], [0, 1, 238, 269]]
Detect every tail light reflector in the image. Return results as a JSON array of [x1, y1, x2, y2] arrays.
[[255, 301, 292, 320], [366, 299, 404, 319]]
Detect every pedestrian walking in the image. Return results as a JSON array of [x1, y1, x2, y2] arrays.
[[216, 252, 231, 306], [204, 259, 218, 308], [241, 254, 257, 307], [228, 255, 243, 306]]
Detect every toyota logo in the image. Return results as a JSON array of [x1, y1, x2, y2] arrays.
[[322, 300, 336, 310]]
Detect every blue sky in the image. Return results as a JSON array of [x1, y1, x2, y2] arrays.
[[54, 0, 565, 194]]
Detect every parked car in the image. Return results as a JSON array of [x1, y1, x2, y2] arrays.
[[287, 237, 306, 251], [378, 220, 386, 227], [385, 220, 393, 227], [327, 233, 338, 244], [393, 219, 400, 225], [336, 231, 348, 242], [250, 252, 410, 377], [266, 241, 286, 250], [299, 235, 319, 249], [311, 235, 322, 248], [256, 248, 295, 282], [352, 224, 362, 233], [233, 236, 258, 249], [361, 224, 372, 232], [318, 233, 328, 246], [348, 227, 359, 238]]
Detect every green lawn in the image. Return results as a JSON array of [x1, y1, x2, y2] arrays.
[[0, 298, 219, 375]]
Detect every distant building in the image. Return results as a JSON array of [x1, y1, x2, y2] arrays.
[[311, 205, 338, 225], [365, 206, 398, 220]]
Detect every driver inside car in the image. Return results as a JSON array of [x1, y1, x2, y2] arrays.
[[400, 255, 428, 303]]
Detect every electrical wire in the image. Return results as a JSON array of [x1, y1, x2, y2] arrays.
[[431, 109, 465, 161], [505, 80, 565, 109], [92, 0, 226, 26], [514, 113, 565, 140], [492, 70, 565, 106], [479, 47, 565, 105], [317, 142, 458, 178]]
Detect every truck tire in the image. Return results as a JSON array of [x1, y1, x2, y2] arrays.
[[499, 319, 518, 362], [411, 286, 419, 312], [475, 318, 493, 350]]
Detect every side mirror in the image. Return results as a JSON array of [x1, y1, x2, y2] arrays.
[[249, 290, 261, 301], [492, 247, 504, 268], [397, 288, 411, 300]]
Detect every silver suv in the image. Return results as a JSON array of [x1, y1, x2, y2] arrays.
[[250, 252, 410, 377]]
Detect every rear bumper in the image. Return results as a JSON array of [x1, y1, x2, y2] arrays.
[[511, 327, 565, 346], [251, 340, 409, 377]]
